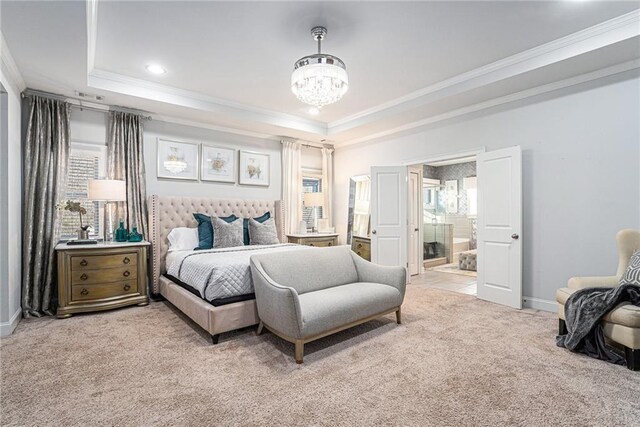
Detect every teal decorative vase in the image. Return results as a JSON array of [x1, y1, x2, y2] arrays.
[[128, 226, 143, 242], [114, 220, 129, 242]]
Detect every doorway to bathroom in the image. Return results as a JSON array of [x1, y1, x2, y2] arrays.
[[413, 155, 478, 295], [369, 145, 522, 308]]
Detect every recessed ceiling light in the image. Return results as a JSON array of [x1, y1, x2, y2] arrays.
[[146, 64, 166, 75], [308, 107, 320, 115]]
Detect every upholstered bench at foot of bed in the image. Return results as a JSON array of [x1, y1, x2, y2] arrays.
[[159, 276, 259, 343], [251, 246, 406, 364]]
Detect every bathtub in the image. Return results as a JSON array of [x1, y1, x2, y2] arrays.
[[453, 237, 470, 252]]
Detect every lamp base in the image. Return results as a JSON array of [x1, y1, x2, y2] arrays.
[[103, 202, 112, 242]]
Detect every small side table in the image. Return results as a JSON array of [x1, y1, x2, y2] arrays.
[[286, 233, 339, 247], [55, 241, 150, 318]]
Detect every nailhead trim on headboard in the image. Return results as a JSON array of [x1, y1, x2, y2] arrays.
[[147, 195, 285, 295]]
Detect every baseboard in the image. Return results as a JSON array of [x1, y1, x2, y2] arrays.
[[523, 296, 556, 313], [0, 307, 21, 337]]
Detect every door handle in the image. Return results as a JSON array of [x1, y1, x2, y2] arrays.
[[372, 230, 377, 235], [414, 228, 419, 232], [511, 233, 519, 240]]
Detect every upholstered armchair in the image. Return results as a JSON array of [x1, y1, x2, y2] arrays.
[[556, 229, 640, 370]]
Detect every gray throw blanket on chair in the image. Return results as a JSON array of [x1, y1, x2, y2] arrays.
[[556, 283, 640, 365]]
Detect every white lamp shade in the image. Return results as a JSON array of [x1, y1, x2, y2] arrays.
[[87, 179, 126, 201], [303, 192, 324, 207]]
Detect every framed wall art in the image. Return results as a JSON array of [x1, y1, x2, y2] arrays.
[[157, 139, 199, 181], [239, 150, 270, 187], [200, 145, 235, 183]]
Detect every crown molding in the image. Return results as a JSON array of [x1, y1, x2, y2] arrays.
[[327, 9, 640, 135], [0, 32, 26, 93], [86, 0, 99, 74], [335, 59, 640, 149], [81, 5, 639, 146], [87, 68, 328, 135], [150, 114, 280, 141]]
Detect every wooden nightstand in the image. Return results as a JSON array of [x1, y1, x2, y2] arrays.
[[351, 235, 371, 261], [287, 233, 339, 247], [55, 241, 150, 318]]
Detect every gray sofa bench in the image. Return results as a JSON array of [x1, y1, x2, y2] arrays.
[[250, 246, 406, 363]]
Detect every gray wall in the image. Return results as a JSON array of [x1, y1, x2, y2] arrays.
[[334, 75, 640, 309], [70, 110, 321, 202], [0, 73, 22, 336]]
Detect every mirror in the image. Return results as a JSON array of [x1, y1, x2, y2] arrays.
[[347, 174, 371, 244]]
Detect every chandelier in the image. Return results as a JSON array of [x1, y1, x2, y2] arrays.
[[291, 26, 348, 110]]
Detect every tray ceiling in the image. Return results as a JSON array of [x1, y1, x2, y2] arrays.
[[2, 1, 639, 145]]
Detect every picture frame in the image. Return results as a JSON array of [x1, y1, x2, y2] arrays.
[[238, 150, 270, 186], [200, 145, 236, 183], [157, 138, 199, 181]]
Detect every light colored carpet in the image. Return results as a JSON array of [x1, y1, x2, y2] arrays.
[[1, 286, 638, 426]]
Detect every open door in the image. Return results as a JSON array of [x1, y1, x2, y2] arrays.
[[370, 166, 408, 269], [408, 167, 422, 276], [477, 146, 522, 309]]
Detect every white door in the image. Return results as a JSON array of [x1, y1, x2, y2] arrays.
[[477, 146, 522, 309], [370, 166, 408, 270], [408, 168, 422, 275]]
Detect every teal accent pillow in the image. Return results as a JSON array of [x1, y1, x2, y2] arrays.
[[243, 212, 270, 245], [193, 213, 237, 250]]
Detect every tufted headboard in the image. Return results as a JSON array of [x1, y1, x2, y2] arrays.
[[148, 195, 285, 294]]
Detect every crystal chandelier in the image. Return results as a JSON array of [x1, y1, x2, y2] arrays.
[[291, 26, 348, 110]]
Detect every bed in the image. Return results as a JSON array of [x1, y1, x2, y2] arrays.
[[148, 195, 304, 343]]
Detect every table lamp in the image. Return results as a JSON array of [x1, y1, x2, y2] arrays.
[[88, 179, 126, 242], [303, 192, 324, 233]]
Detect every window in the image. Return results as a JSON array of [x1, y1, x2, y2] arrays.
[[302, 177, 323, 231], [59, 143, 106, 239]]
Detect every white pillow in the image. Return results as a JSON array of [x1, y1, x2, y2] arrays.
[[167, 227, 199, 252]]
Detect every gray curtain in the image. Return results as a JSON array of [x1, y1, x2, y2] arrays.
[[107, 111, 148, 238], [22, 96, 70, 317]]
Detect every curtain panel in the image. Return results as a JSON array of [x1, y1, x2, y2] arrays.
[[282, 140, 302, 235], [22, 96, 70, 317], [107, 111, 148, 238], [321, 147, 334, 227]]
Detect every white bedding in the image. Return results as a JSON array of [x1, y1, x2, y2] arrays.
[[166, 244, 309, 302]]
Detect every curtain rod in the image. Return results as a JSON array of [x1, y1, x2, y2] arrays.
[[281, 140, 334, 150], [21, 88, 153, 120]]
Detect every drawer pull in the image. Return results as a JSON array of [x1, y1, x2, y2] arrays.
[[357, 244, 362, 248], [328, 242, 333, 246], [123, 271, 130, 277], [80, 273, 88, 281], [80, 288, 89, 296], [123, 284, 131, 291], [80, 259, 88, 267], [123, 257, 130, 264]]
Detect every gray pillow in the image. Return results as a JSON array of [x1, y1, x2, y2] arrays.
[[621, 250, 640, 285], [212, 216, 244, 248], [248, 217, 279, 245]]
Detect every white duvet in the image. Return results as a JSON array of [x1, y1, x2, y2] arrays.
[[166, 244, 308, 302]]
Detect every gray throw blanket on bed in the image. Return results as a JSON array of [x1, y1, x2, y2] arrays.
[[556, 283, 640, 365]]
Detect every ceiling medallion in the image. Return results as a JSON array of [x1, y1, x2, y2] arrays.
[[291, 26, 349, 110]]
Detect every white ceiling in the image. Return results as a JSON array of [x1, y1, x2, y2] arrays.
[[2, 1, 639, 145]]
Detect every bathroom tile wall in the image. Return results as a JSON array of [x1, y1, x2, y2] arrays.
[[423, 161, 476, 215]]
